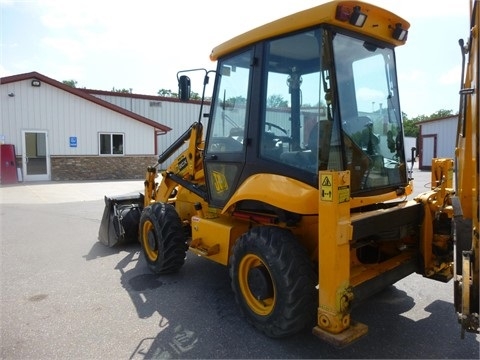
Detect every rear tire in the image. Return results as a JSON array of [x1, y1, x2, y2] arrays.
[[229, 226, 317, 338], [139, 202, 187, 274]]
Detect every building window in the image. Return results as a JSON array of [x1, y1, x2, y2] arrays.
[[99, 133, 124, 155]]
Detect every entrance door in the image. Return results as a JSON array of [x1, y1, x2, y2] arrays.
[[22, 130, 50, 181]]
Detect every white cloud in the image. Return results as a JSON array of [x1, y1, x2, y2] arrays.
[[368, 0, 469, 19], [39, 0, 102, 29], [0, 63, 8, 77], [55, 64, 85, 84], [357, 87, 387, 103], [439, 65, 462, 85], [0, 0, 14, 7], [398, 69, 427, 83], [2, 0, 470, 116], [41, 37, 85, 61]]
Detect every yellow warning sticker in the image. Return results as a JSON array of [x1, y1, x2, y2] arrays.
[[320, 174, 333, 201], [338, 185, 350, 203]]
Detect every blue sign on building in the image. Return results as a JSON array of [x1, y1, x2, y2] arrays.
[[69, 136, 77, 148]]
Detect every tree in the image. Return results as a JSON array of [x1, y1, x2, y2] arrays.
[[267, 94, 288, 108], [402, 109, 457, 137], [429, 109, 454, 119], [62, 79, 77, 88], [158, 89, 177, 97], [220, 96, 247, 109], [190, 91, 201, 100], [403, 118, 419, 137], [158, 88, 202, 100], [111, 87, 131, 93]]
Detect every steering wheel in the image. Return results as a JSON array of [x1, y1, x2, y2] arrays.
[[265, 122, 288, 135]]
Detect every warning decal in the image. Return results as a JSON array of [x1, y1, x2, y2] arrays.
[[320, 174, 333, 201], [338, 185, 350, 203]]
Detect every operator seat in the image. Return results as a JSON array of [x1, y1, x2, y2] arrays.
[[279, 122, 321, 171]]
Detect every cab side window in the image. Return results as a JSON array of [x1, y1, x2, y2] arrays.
[[259, 30, 328, 173], [208, 51, 251, 154], [205, 50, 252, 205]]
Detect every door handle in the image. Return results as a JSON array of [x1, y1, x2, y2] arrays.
[[210, 154, 218, 160]]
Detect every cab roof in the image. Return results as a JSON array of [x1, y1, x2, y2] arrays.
[[210, 0, 409, 61]]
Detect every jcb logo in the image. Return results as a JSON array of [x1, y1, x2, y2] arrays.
[[212, 171, 228, 193]]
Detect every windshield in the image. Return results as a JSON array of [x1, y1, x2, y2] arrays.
[[333, 32, 407, 193]]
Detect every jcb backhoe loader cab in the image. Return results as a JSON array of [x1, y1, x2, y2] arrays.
[[103, 1, 458, 347], [206, 24, 410, 205]]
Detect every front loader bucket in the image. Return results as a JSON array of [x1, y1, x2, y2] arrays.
[[98, 194, 144, 247]]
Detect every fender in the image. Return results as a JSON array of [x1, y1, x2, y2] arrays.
[[222, 173, 318, 214]]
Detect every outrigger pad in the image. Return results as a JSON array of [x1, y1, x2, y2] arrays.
[[98, 194, 144, 247]]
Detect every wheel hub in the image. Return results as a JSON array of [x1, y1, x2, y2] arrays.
[[247, 265, 274, 300], [147, 231, 156, 251]]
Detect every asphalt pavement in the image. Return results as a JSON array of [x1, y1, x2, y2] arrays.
[[0, 164, 478, 359]]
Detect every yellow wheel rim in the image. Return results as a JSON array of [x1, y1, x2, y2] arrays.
[[238, 254, 275, 316], [142, 220, 158, 261]]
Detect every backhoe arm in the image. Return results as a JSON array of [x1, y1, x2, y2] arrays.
[[453, 0, 479, 337]]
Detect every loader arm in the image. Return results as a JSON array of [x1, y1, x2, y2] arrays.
[[144, 122, 206, 206]]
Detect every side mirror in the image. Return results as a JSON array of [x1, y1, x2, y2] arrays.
[[178, 75, 191, 101]]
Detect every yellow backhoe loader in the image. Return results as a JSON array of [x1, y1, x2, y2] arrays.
[[99, 0, 479, 347]]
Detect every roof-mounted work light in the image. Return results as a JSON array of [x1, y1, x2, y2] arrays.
[[336, 5, 367, 27], [349, 6, 367, 27], [393, 23, 408, 41]]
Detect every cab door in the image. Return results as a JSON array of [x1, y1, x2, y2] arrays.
[[204, 49, 253, 208]]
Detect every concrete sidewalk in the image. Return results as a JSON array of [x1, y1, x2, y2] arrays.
[[409, 167, 434, 197], [0, 179, 144, 205]]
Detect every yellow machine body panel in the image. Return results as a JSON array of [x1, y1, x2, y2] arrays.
[[190, 215, 250, 265], [222, 173, 319, 215]]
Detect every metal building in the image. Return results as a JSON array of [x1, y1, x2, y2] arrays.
[[0, 72, 208, 182], [83, 89, 210, 158], [417, 115, 458, 170]]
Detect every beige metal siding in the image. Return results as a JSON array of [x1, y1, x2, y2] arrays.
[[91, 94, 211, 158], [0, 80, 155, 156]]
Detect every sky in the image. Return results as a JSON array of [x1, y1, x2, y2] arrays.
[[0, 0, 471, 118]]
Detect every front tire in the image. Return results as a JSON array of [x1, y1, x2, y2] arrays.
[[139, 202, 187, 274], [229, 226, 317, 338]]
